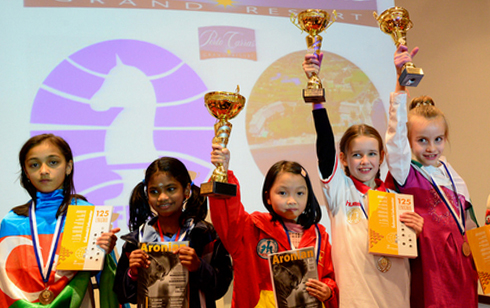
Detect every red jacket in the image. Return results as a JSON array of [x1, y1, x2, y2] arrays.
[[209, 171, 338, 308]]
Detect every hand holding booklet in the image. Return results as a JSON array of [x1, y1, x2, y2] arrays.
[[137, 241, 189, 308], [57, 205, 113, 271], [268, 247, 322, 308]]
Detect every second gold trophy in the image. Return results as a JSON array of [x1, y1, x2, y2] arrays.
[[374, 7, 424, 87], [291, 9, 336, 103], [200, 86, 245, 198]]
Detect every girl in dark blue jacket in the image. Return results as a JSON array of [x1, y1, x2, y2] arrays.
[[114, 157, 233, 308]]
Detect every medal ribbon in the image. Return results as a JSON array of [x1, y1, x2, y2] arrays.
[[413, 161, 465, 235], [358, 194, 368, 219], [157, 219, 183, 242], [280, 222, 321, 265], [29, 201, 66, 286], [140, 218, 194, 242], [351, 177, 388, 220]]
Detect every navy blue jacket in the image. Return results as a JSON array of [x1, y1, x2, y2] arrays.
[[113, 217, 233, 308]]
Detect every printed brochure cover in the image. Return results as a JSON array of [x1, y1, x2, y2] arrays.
[[467, 225, 490, 294], [137, 241, 189, 308], [57, 205, 113, 271], [268, 247, 322, 308], [368, 190, 417, 258]]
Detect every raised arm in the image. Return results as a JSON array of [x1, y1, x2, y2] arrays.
[[303, 53, 336, 179], [208, 144, 251, 256], [385, 45, 419, 186], [313, 108, 336, 180]]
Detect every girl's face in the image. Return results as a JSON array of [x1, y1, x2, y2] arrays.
[[147, 172, 190, 219], [24, 141, 72, 193], [340, 135, 383, 189], [267, 171, 308, 223], [409, 115, 446, 167]]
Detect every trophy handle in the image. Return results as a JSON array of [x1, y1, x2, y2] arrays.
[[325, 10, 337, 30], [290, 13, 304, 32]]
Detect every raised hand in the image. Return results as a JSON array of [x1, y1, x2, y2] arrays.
[[211, 143, 230, 172]]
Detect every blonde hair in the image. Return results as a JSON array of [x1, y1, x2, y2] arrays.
[[408, 95, 449, 141]]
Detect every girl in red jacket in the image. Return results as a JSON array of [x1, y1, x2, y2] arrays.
[[209, 144, 338, 308]]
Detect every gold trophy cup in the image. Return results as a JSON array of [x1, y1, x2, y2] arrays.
[[291, 9, 336, 103], [374, 7, 424, 87], [201, 86, 246, 197]]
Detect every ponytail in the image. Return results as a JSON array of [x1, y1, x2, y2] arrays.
[[180, 183, 207, 225], [128, 181, 153, 231]]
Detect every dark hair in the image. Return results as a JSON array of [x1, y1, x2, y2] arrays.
[[339, 124, 384, 179], [18, 134, 78, 217], [128, 157, 206, 231], [408, 95, 449, 141], [262, 161, 321, 230]]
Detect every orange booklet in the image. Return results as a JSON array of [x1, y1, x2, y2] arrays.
[[368, 190, 417, 258], [57, 205, 113, 271], [466, 225, 490, 294]]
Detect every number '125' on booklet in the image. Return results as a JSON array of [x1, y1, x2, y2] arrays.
[[57, 205, 113, 271], [368, 190, 417, 258]]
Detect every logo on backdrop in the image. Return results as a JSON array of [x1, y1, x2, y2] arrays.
[[198, 26, 257, 60], [30, 39, 214, 229]]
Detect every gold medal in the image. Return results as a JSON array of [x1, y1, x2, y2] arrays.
[[462, 241, 471, 257], [39, 289, 54, 305], [376, 256, 392, 273], [347, 208, 362, 224]]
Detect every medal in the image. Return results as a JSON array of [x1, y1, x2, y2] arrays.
[[39, 288, 55, 305], [462, 241, 471, 257], [376, 256, 392, 273], [347, 208, 362, 224], [29, 202, 66, 305]]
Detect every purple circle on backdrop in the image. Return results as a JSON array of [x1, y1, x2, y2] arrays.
[[30, 39, 214, 227]]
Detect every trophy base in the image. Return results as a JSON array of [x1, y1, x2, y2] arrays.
[[399, 67, 424, 87], [303, 88, 326, 103], [200, 181, 237, 198]]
